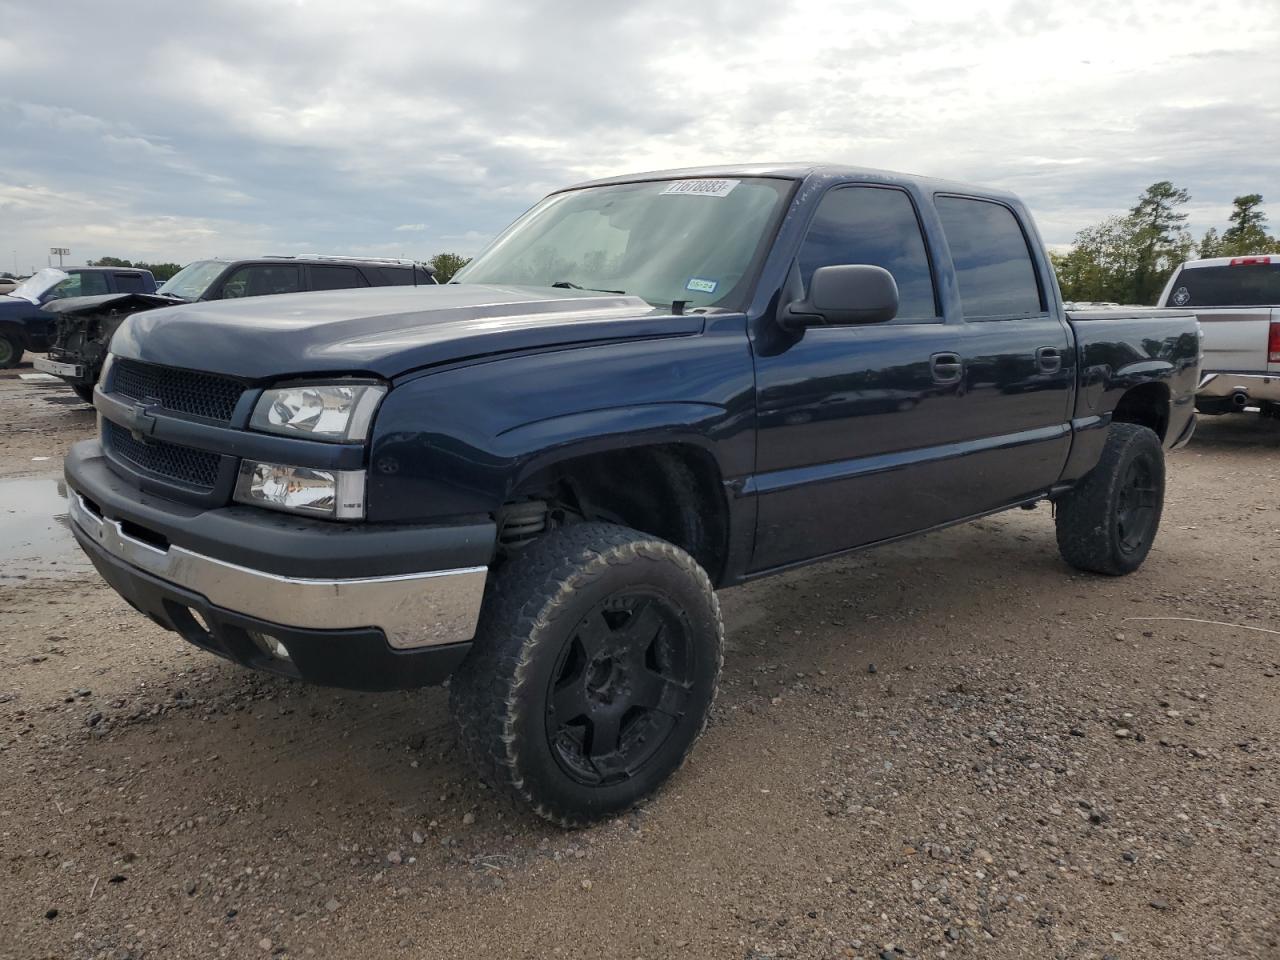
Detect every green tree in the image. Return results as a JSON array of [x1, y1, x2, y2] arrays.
[[1196, 227, 1222, 259], [1127, 181, 1192, 304], [1053, 215, 1143, 302], [428, 252, 470, 283], [88, 257, 183, 281], [1219, 194, 1271, 256]]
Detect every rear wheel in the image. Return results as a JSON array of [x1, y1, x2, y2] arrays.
[[0, 334, 19, 369], [72, 383, 94, 404], [449, 523, 722, 827], [1055, 422, 1164, 575]]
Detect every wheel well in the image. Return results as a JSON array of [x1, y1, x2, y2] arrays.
[[500, 444, 730, 583], [1111, 383, 1170, 441]]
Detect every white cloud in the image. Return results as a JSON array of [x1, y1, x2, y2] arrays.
[[0, 0, 1276, 271]]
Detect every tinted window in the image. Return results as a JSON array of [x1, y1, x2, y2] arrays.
[[935, 197, 1043, 319], [310, 265, 369, 291], [114, 273, 148, 293], [378, 266, 419, 287], [1168, 264, 1280, 307], [798, 186, 937, 320], [48, 271, 110, 300], [220, 265, 302, 299]]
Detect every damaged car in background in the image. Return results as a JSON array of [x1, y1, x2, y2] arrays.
[[37, 256, 436, 402]]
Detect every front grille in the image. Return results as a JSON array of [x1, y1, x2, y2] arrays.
[[112, 358, 244, 423], [103, 420, 222, 490]]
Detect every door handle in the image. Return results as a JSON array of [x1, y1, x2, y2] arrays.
[[930, 352, 963, 384], [1036, 346, 1062, 374]]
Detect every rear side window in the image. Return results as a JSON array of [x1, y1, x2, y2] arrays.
[[220, 265, 302, 299], [378, 266, 417, 286], [310, 265, 369, 291], [935, 196, 1044, 320], [1168, 264, 1280, 307], [798, 186, 938, 320], [114, 273, 148, 293]]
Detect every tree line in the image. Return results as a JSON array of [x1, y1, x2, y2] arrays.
[[1050, 185, 1280, 305], [85, 252, 474, 284]]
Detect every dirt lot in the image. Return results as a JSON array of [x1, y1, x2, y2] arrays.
[[1, 361, 1278, 960]]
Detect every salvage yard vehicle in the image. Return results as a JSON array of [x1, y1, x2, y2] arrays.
[[63, 164, 1200, 825], [37, 256, 437, 403], [2, 266, 156, 368], [1158, 254, 1280, 417]]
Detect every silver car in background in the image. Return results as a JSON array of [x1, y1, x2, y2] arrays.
[[1158, 255, 1280, 417]]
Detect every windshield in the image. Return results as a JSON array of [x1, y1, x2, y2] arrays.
[[9, 267, 69, 303], [157, 260, 227, 300], [1169, 263, 1280, 307], [454, 177, 792, 309]]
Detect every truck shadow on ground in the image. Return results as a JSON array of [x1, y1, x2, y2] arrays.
[[1187, 412, 1280, 450], [77, 512, 1074, 843]]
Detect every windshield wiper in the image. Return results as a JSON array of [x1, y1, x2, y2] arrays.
[[550, 280, 626, 295]]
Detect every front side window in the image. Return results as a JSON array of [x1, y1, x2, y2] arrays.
[[936, 196, 1044, 320], [798, 186, 938, 321], [455, 177, 792, 310], [48, 271, 110, 300], [220, 265, 302, 299]]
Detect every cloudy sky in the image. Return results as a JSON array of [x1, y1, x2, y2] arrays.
[[1, 0, 1277, 273]]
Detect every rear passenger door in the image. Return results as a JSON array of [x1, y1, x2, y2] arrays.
[[933, 195, 1074, 502]]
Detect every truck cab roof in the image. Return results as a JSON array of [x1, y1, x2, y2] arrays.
[[561, 162, 1023, 206]]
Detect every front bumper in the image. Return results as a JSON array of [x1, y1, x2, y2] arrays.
[[66, 440, 496, 690], [33, 356, 86, 379]]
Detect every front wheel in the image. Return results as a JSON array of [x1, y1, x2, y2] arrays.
[[0, 334, 19, 369], [1055, 422, 1165, 575], [449, 523, 722, 827]]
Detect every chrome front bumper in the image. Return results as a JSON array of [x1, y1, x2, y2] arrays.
[[33, 356, 85, 378], [68, 492, 488, 650]]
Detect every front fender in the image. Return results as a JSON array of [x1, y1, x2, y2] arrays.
[[366, 320, 756, 523]]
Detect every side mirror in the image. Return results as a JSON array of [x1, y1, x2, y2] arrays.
[[782, 264, 899, 328]]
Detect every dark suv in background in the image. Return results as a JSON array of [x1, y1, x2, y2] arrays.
[[38, 256, 435, 401]]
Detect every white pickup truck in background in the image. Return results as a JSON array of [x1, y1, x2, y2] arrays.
[[1159, 255, 1280, 417]]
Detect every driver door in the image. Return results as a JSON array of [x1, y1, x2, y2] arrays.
[[750, 184, 971, 570]]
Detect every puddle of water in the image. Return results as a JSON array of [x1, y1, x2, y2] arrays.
[[0, 475, 91, 582]]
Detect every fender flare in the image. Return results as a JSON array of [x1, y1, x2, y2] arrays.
[[494, 401, 733, 495]]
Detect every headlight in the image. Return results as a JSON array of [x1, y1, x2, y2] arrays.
[[250, 382, 386, 442], [99, 353, 116, 390], [233, 461, 367, 520]]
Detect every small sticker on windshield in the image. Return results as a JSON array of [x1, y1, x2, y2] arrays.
[[661, 179, 739, 198], [686, 278, 718, 294], [1172, 286, 1191, 306]]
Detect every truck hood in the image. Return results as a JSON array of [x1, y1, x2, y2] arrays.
[[0, 294, 42, 319], [43, 292, 183, 317], [108, 284, 704, 380]]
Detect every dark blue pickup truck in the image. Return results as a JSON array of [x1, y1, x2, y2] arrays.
[[64, 164, 1200, 825], [0, 266, 156, 367]]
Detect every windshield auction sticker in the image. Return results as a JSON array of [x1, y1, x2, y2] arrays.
[[661, 179, 740, 198]]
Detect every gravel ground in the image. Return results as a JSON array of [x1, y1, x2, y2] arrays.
[[1, 361, 1278, 959]]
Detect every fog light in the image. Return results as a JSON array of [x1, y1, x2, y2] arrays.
[[248, 630, 291, 661], [233, 461, 366, 519]]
